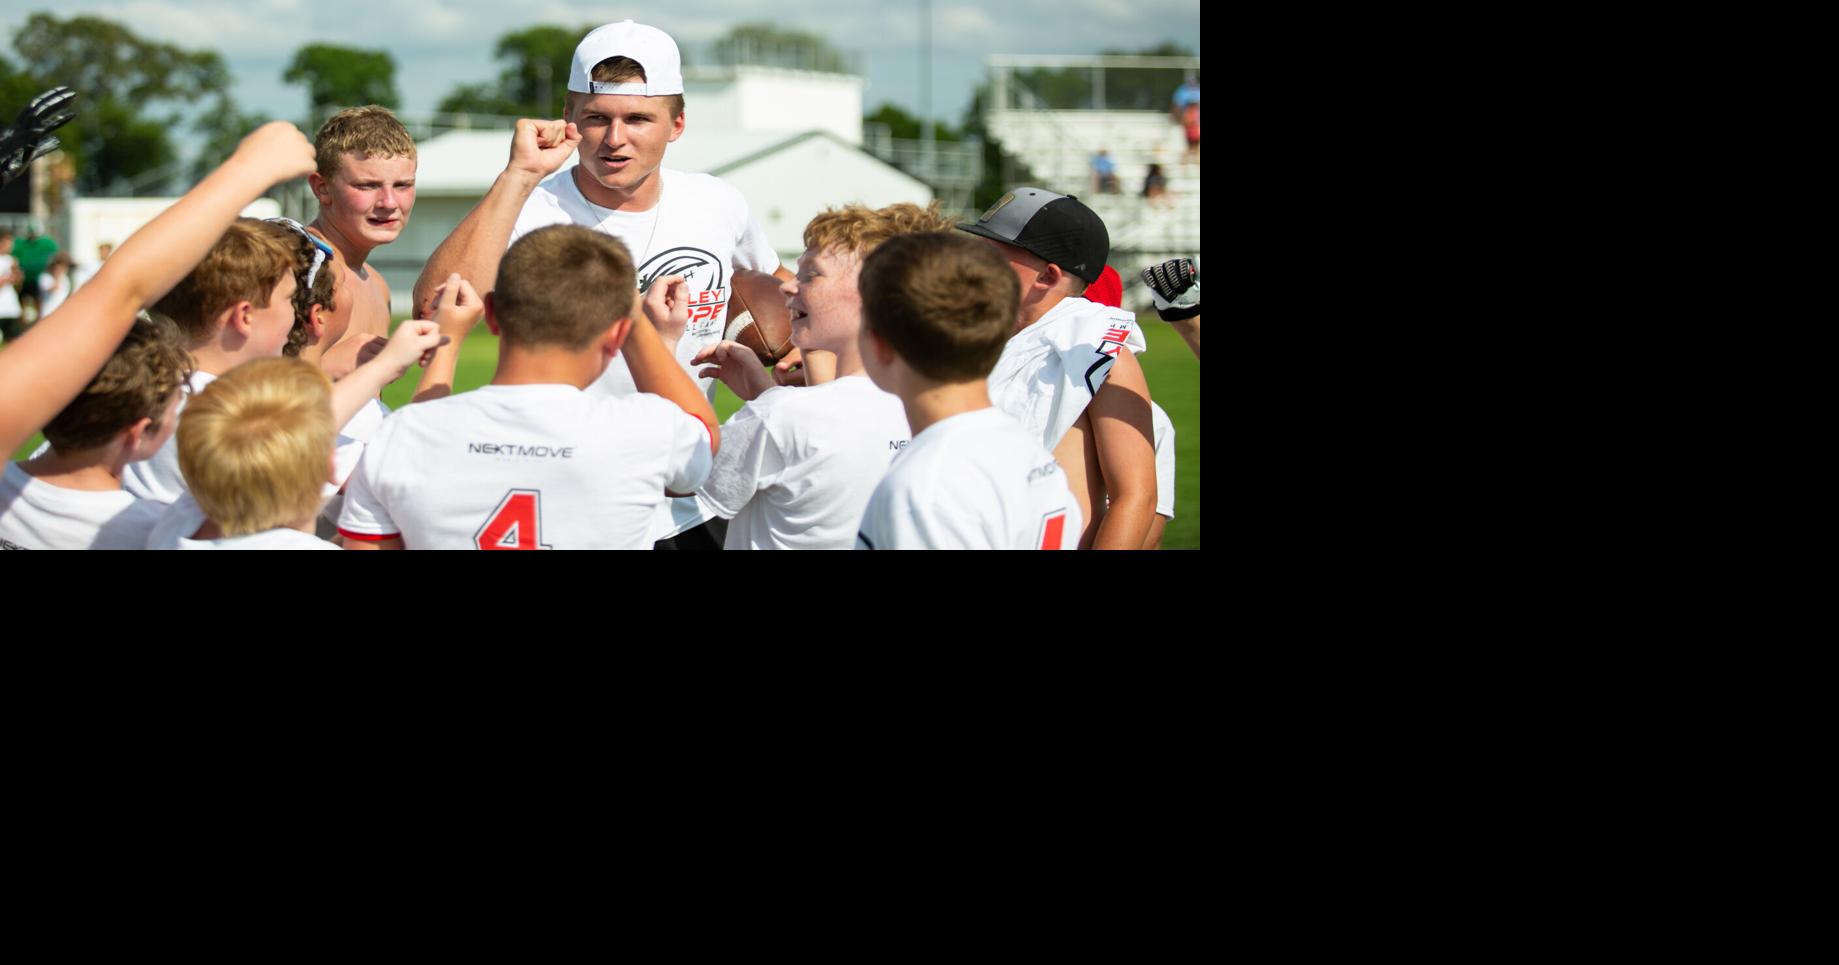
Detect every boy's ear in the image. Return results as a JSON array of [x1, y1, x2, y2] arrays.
[[308, 172, 331, 206], [306, 303, 328, 342], [483, 291, 501, 337], [603, 317, 635, 359], [224, 301, 255, 338], [864, 327, 896, 366], [1036, 261, 1067, 295], [120, 416, 153, 455]]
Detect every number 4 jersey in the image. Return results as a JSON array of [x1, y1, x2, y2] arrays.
[[337, 384, 713, 550]]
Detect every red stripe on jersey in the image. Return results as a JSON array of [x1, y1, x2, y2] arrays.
[[338, 528, 401, 542], [1040, 513, 1067, 550]]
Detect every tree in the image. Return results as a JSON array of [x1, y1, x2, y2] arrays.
[[190, 95, 265, 183], [9, 14, 234, 193], [711, 24, 847, 73], [864, 103, 960, 143], [437, 25, 594, 119], [284, 44, 399, 120]]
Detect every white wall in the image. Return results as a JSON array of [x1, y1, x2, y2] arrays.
[[58, 197, 280, 267], [717, 137, 933, 257], [684, 67, 864, 145]]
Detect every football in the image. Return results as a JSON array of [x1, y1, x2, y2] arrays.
[[725, 268, 795, 364]]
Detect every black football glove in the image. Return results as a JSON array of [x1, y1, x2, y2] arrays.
[[1142, 257, 1200, 322], [0, 87, 79, 188]]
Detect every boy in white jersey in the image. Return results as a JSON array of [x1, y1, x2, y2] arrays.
[[959, 187, 1157, 549], [123, 219, 444, 507], [687, 203, 956, 549], [854, 233, 1081, 550], [338, 225, 719, 550], [148, 358, 342, 550], [1, 314, 191, 550]]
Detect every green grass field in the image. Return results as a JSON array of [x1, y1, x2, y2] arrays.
[[9, 314, 1201, 547]]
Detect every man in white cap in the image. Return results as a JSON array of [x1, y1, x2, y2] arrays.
[[416, 20, 785, 398], [414, 20, 788, 548]]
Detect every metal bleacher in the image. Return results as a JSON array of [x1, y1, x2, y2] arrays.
[[984, 55, 1200, 299]]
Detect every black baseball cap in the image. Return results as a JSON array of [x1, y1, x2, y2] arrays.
[[956, 187, 1110, 285]]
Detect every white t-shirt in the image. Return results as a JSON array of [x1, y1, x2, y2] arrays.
[[337, 383, 713, 550], [696, 376, 911, 550], [510, 166, 780, 403], [987, 296, 1146, 453], [0, 255, 20, 318], [1150, 400, 1175, 519], [855, 408, 1082, 551], [122, 370, 216, 505], [146, 493, 337, 550], [37, 273, 70, 318], [320, 397, 392, 524], [0, 462, 166, 550]]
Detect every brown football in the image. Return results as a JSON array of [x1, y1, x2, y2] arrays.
[[726, 268, 795, 364]]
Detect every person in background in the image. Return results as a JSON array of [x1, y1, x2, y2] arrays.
[[1092, 149, 1120, 194], [71, 242, 112, 291], [37, 253, 74, 318], [1143, 163, 1169, 208], [10, 223, 58, 322], [0, 228, 21, 343]]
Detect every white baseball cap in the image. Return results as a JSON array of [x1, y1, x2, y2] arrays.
[[568, 21, 684, 96]]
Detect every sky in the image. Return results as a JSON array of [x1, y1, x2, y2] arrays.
[[2, 1, 1200, 145]]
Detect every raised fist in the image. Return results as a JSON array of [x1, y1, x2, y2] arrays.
[[1141, 258, 1200, 322]]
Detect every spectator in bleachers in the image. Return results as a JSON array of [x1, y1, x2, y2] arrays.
[[1091, 149, 1120, 194], [1171, 78, 1201, 162], [1143, 163, 1169, 208]]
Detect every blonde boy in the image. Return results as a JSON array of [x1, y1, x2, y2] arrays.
[[1, 314, 193, 550], [306, 106, 418, 380], [687, 203, 955, 550], [146, 357, 340, 550], [854, 233, 1081, 550]]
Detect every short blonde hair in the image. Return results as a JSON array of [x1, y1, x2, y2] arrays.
[[802, 201, 956, 261], [154, 219, 298, 343], [313, 105, 417, 180], [178, 358, 334, 537]]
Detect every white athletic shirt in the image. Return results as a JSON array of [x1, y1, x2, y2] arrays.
[[0, 255, 20, 318], [0, 462, 166, 550], [696, 375, 911, 550], [855, 408, 1082, 551], [37, 273, 70, 318], [146, 493, 337, 550], [337, 383, 713, 550], [1150, 400, 1175, 519], [987, 296, 1146, 452], [122, 370, 216, 505], [510, 166, 780, 403], [320, 397, 391, 524]]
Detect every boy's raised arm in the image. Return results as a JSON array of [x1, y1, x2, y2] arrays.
[[411, 119, 580, 317], [0, 121, 316, 454], [631, 276, 720, 456]]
